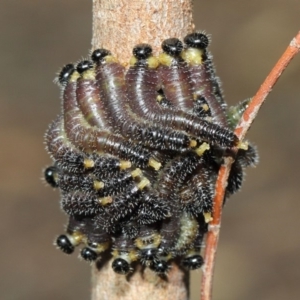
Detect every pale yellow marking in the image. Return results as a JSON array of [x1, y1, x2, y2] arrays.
[[93, 180, 104, 190], [70, 71, 80, 82], [202, 104, 209, 111], [190, 139, 197, 148], [96, 241, 110, 252], [148, 158, 161, 170], [84, 158, 95, 169], [204, 212, 213, 223], [111, 249, 119, 258], [99, 196, 113, 206], [129, 56, 138, 67], [131, 168, 142, 178], [238, 141, 248, 150], [147, 56, 159, 69], [122, 61, 129, 68], [156, 94, 164, 102], [104, 55, 118, 64], [135, 233, 161, 249], [120, 160, 132, 170], [138, 178, 150, 190], [181, 48, 204, 66], [153, 234, 162, 247], [128, 250, 139, 262], [205, 116, 213, 122], [82, 68, 96, 80], [195, 142, 210, 156], [134, 238, 144, 249], [158, 52, 173, 67], [72, 231, 84, 245]]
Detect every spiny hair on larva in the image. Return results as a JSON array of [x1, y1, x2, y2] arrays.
[[43, 31, 258, 275]]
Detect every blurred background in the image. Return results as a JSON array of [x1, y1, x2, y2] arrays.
[[1, 1, 299, 299]]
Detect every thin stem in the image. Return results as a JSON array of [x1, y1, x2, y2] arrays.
[[235, 31, 300, 141], [200, 31, 300, 300]]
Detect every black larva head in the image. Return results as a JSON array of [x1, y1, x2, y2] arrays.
[[133, 44, 152, 60], [112, 258, 130, 275], [76, 60, 93, 74], [58, 64, 75, 85], [182, 254, 204, 270], [162, 38, 183, 56], [44, 166, 58, 188], [149, 260, 169, 274], [56, 234, 74, 254], [80, 247, 98, 262], [91, 49, 111, 63], [184, 33, 209, 49]]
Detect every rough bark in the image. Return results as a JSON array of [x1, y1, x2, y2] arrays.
[[91, 0, 194, 299], [91, 260, 189, 300], [92, 0, 195, 65]]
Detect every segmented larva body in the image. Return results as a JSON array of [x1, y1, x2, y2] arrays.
[[180, 163, 214, 218], [45, 116, 91, 174], [58, 164, 144, 198], [158, 38, 194, 113], [126, 44, 161, 119], [155, 152, 203, 199], [112, 235, 138, 275], [180, 214, 207, 270], [79, 220, 111, 262], [55, 216, 87, 254], [61, 190, 103, 216], [135, 224, 161, 264], [152, 213, 200, 273], [45, 116, 132, 177], [76, 60, 112, 130], [57, 173, 102, 193], [159, 209, 182, 254], [182, 32, 228, 126], [136, 190, 170, 225], [226, 159, 244, 195], [126, 43, 238, 149], [92, 51, 195, 152], [62, 66, 160, 169], [98, 182, 142, 221], [44, 31, 259, 276], [120, 218, 140, 239], [236, 144, 259, 168], [173, 212, 199, 255]]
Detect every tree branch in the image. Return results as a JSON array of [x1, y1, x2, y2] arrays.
[[200, 31, 300, 300], [92, 0, 194, 65], [91, 1, 194, 299]]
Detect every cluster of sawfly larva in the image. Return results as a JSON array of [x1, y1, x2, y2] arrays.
[[43, 32, 258, 276]]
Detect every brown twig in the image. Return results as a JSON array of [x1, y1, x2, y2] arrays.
[[91, 1, 194, 299], [200, 31, 300, 300]]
